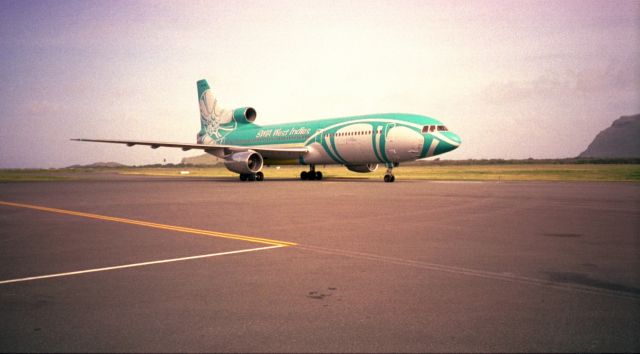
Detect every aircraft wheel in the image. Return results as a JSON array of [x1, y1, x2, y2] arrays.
[[240, 174, 248, 181], [300, 171, 308, 180], [315, 171, 323, 180], [256, 171, 264, 181], [384, 174, 393, 183], [390, 175, 395, 182], [248, 174, 256, 181]]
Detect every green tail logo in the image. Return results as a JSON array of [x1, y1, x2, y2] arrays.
[[197, 79, 236, 144]]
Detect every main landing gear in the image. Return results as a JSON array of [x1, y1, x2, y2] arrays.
[[384, 163, 396, 183], [239, 171, 264, 182], [300, 164, 323, 181]]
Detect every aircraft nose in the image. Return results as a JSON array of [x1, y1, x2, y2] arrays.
[[444, 131, 461, 151], [449, 132, 462, 148]]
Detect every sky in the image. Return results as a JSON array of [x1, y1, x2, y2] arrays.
[[0, 0, 638, 168]]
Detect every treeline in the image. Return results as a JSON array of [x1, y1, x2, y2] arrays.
[[145, 158, 640, 168], [406, 158, 640, 166], [65, 158, 640, 169]]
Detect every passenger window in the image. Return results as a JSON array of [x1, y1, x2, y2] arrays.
[[422, 126, 429, 133], [430, 126, 435, 132]]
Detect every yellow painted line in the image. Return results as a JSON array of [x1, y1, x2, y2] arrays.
[[0, 201, 296, 247]]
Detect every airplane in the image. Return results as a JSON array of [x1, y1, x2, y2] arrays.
[[73, 79, 461, 182]]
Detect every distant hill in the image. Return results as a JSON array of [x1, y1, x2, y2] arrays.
[[67, 161, 127, 168], [181, 153, 221, 165], [579, 114, 640, 158]]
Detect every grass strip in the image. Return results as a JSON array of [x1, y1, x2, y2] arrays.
[[1, 164, 638, 182]]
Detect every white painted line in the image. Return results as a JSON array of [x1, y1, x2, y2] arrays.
[[428, 180, 485, 184], [0, 245, 284, 285]]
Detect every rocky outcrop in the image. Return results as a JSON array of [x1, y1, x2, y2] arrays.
[[579, 114, 640, 158], [67, 161, 127, 168]]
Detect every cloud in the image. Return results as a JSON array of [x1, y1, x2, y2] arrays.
[[23, 100, 64, 115], [483, 61, 640, 104], [482, 75, 569, 103]]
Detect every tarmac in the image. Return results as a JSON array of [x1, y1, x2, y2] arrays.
[[0, 175, 638, 352]]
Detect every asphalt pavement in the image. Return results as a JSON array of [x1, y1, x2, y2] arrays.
[[0, 176, 638, 352]]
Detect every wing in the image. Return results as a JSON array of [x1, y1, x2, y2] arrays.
[[71, 138, 308, 160]]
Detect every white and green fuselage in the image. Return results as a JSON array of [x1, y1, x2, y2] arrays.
[[205, 113, 461, 166]]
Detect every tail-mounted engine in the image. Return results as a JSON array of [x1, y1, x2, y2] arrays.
[[224, 150, 263, 174], [346, 164, 378, 173], [233, 107, 257, 124]]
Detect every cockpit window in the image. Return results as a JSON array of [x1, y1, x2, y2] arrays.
[[424, 125, 450, 133]]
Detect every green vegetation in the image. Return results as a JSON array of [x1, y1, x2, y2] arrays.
[[0, 169, 71, 182], [116, 161, 640, 182], [1, 162, 639, 182], [392, 164, 640, 182]]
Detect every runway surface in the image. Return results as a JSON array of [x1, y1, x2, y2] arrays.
[[1, 176, 638, 352]]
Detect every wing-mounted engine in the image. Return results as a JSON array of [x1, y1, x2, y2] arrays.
[[224, 150, 263, 174], [233, 107, 257, 124], [345, 164, 379, 173]]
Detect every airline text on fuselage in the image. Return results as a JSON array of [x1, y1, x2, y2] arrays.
[[256, 127, 311, 138]]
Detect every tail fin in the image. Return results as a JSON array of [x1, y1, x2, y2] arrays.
[[197, 79, 234, 144]]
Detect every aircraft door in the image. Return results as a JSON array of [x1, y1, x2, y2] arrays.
[[386, 124, 424, 162], [384, 123, 398, 161]]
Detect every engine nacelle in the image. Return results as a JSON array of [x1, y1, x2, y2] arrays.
[[224, 150, 263, 174], [233, 107, 257, 124], [345, 164, 379, 173]]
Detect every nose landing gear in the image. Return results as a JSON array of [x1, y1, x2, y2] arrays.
[[384, 163, 396, 183]]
